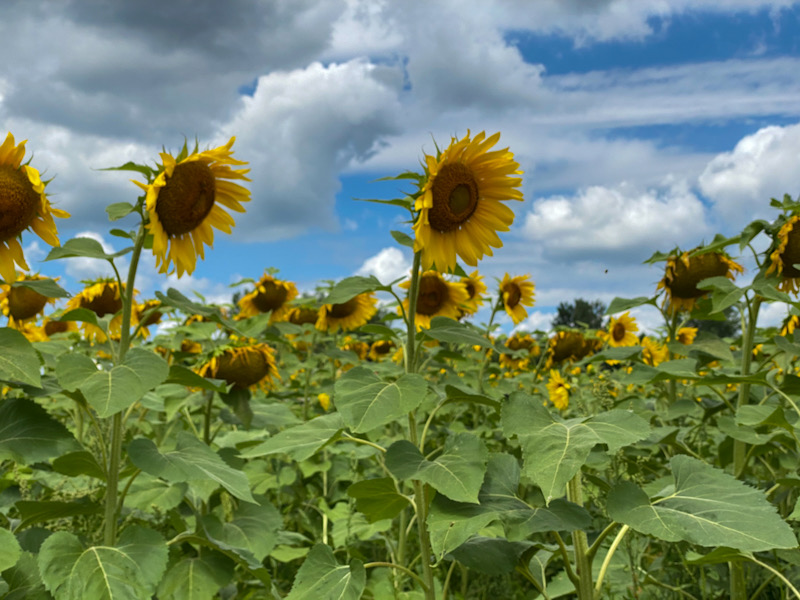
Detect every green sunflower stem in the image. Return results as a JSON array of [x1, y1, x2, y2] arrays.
[[476, 298, 501, 394], [667, 311, 680, 406], [567, 472, 595, 600], [405, 251, 422, 374], [103, 220, 147, 547]]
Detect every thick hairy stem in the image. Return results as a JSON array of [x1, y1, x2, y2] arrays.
[[567, 473, 594, 600]]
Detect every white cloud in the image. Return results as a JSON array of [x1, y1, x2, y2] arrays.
[[523, 181, 710, 261], [355, 247, 411, 283], [699, 123, 800, 225], [514, 310, 555, 333]]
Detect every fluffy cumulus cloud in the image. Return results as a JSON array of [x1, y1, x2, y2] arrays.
[[523, 181, 710, 261], [219, 59, 403, 240], [355, 247, 410, 282], [699, 123, 800, 224]]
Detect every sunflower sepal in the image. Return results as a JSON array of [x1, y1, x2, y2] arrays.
[[769, 193, 800, 212]]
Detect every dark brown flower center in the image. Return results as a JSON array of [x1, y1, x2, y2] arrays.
[[79, 285, 122, 317], [8, 285, 48, 320], [213, 348, 273, 389], [668, 253, 730, 299], [612, 322, 627, 342], [252, 280, 288, 312], [416, 274, 449, 316], [155, 161, 216, 236], [0, 165, 39, 243], [780, 223, 800, 278], [507, 336, 533, 352], [503, 283, 522, 308], [428, 163, 479, 232], [44, 320, 69, 336], [372, 340, 394, 355], [329, 297, 358, 319], [551, 331, 585, 363], [464, 281, 476, 299]]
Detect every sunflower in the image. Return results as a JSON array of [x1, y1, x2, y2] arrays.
[[458, 270, 487, 317], [341, 336, 370, 360], [412, 130, 523, 272], [288, 305, 319, 326], [0, 132, 70, 283], [781, 314, 800, 337], [659, 249, 744, 313], [317, 392, 332, 411], [135, 299, 163, 338], [766, 215, 800, 293], [238, 273, 298, 322], [604, 312, 639, 347], [0, 272, 56, 327], [133, 137, 250, 278], [675, 327, 698, 346], [500, 333, 540, 370], [66, 278, 137, 342], [546, 370, 570, 410], [198, 342, 278, 392], [399, 271, 469, 330], [369, 339, 396, 362], [317, 293, 377, 333], [499, 273, 535, 325], [42, 316, 78, 338], [546, 330, 599, 366], [641, 336, 668, 366]]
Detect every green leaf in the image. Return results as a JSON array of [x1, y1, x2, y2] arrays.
[[607, 455, 798, 552], [285, 544, 365, 600], [240, 413, 345, 461], [15, 499, 101, 530], [2, 550, 49, 600], [684, 547, 750, 565], [105, 202, 136, 222], [123, 474, 187, 513], [52, 451, 106, 480], [44, 237, 132, 262], [605, 296, 654, 314], [386, 433, 488, 503], [128, 433, 255, 503], [155, 288, 235, 330], [11, 278, 69, 298], [0, 398, 79, 464], [0, 328, 42, 387], [39, 526, 168, 600], [390, 230, 414, 248], [0, 528, 22, 571], [427, 454, 590, 560], [55, 352, 98, 391], [443, 385, 501, 410], [323, 276, 390, 305], [56, 307, 102, 328], [422, 317, 492, 348], [334, 367, 427, 433], [156, 553, 234, 600], [200, 498, 281, 562], [655, 358, 698, 378], [123, 348, 169, 392], [79, 364, 145, 418], [165, 365, 228, 393], [347, 478, 411, 523], [503, 392, 649, 503], [100, 161, 156, 179], [449, 537, 533, 575]]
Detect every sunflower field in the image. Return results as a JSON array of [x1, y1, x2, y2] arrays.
[[0, 129, 799, 600]]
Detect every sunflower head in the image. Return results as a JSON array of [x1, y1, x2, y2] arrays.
[[641, 336, 668, 366], [500, 333, 540, 369], [659, 249, 744, 313], [0, 272, 56, 326], [317, 293, 378, 333], [412, 131, 523, 271], [546, 330, 598, 366], [42, 316, 78, 338], [67, 278, 137, 342], [604, 312, 639, 347], [288, 305, 320, 326], [767, 214, 800, 293], [198, 342, 278, 391], [0, 133, 70, 283], [369, 339, 396, 362], [134, 137, 250, 278], [675, 327, 698, 346], [458, 270, 487, 317], [546, 370, 570, 410], [399, 271, 469, 330], [499, 273, 535, 325], [238, 273, 298, 322]]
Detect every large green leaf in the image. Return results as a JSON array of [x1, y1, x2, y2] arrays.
[[55, 353, 98, 391], [2, 550, 49, 600], [15, 499, 101, 530], [347, 478, 411, 523], [0, 328, 41, 387], [38, 526, 168, 600], [52, 451, 106, 480], [11, 278, 69, 298], [240, 413, 345, 461], [0, 528, 21, 571], [79, 365, 144, 418], [156, 553, 234, 600], [122, 348, 169, 392], [427, 454, 591, 559], [503, 392, 650, 503], [44, 237, 131, 261], [386, 433, 488, 503], [422, 317, 492, 348], [323, 276, 390, 304], [128, 432, 255, 503], [0, 398, 79, 464], [200, 498, 281, 562], [334, 367, 426, 433], [607, 455, 798, 552], [449, 537, 533, 575], [285, 544, 365, 600]]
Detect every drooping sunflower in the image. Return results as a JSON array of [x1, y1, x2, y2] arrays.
[[604, 312, 639, 347], [546, 370, 570, 410], [458, 270, 487, 317], [0, 133, 70, 283], [135, 299, 163, 338], [369, 339, 396, 362], [413, 130, 523, 272], [500, 333, 540, 370], [287, 305, 319, 326], [767, 215, 800, 293], [641, 336, 668, 366], [317, 293, 377, 333], [659, 249, 744, 313], [42, 316, 78, 338], [546, 330, 600, 367], [399, 271, 469, 330], [499, 273, 535, 325], [0, 272, 56, 327], [66, 278, 137, 342], [133, 137, 251, 278], [198, 342, 278, 392], [341, 335, 370, 360], [238, 273, 298, 322]]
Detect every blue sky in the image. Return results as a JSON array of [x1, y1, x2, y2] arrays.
[[5, 1, 800, 332]]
